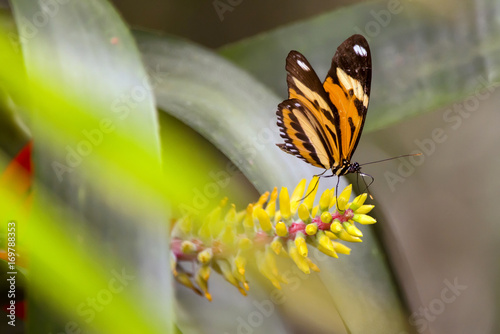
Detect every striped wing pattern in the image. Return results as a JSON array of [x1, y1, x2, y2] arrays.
[[276, 34, 372, 175], [324, 35, 371, 162], [276, 100, 333, 169]]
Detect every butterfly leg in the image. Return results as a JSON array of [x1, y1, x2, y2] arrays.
[[335, 175, 341, 210], [298, 169, 330, 202], [359, 172, 375, 200], [355, 172, 361, 194]]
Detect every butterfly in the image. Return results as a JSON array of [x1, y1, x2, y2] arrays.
[[276, 34, 372, 187]]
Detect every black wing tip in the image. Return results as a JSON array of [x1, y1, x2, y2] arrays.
[[285, 50, 304, 71], [347, 34, 369, 44], [285, 50, 313, 74], [336, 34, 371, 57], [329, 34, 372, 90], [287, 50, 304, 59]]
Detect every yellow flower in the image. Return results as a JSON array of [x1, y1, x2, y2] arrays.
[[170, 178, 376, 300]]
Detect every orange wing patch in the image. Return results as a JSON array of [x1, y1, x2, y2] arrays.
[[323, 72, 368, 161]]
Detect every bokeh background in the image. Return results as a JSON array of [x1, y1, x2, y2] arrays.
[[1, 1, 499, 334]]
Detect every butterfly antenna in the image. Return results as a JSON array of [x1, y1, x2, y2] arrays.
[[355, 153, 420, 200], [359, 153, 422, 167]]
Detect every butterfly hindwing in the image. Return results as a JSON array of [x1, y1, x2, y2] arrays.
[[276, 34, 371, 175], [277, 99, 333, 169]]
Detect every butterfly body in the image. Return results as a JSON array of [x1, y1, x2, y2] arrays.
[[276, 34, 372, 178]]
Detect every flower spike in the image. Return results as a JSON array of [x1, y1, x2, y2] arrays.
[[170, 179, 376, 300]]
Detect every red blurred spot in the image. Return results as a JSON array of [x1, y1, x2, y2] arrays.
[[0, 141, 32, 197], [2, 300, 26, 321]]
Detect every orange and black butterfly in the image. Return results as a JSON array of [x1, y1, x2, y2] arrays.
[[277, 34, 372, 184]]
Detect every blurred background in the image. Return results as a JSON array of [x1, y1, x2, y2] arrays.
[[110, 1, 500, 333], [1, 0, 499, 334]]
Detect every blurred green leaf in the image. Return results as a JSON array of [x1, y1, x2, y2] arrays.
[[8, 1, 173, 333], [0, 88, 30, 157], [219, 0, 500, 131]]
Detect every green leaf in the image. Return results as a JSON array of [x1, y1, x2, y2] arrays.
[[219, 0, 500, 131], [8, 1, 172, 333]]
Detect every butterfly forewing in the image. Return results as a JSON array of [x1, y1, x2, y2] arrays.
[[323, 35, 372, 162], [276, 34, 372, 175], [277, 51, 342, 169]]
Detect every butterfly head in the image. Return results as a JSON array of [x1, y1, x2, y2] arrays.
[[347, 161, 361, 174], [333, 160, 361, 176]]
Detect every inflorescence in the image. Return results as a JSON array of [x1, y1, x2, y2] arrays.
[[170, 177, 376, 300]]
